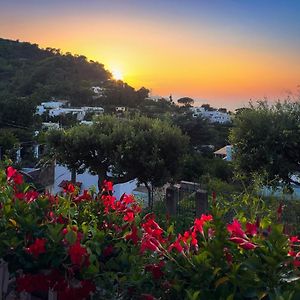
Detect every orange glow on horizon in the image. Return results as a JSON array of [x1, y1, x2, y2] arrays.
[[1, 12, 300, 109]]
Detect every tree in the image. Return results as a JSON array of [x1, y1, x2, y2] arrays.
[[173, 113, 211, 150], [47, 115, 188, 205], [230, 101, 300, 187], [47, 115, 131, 186], [0, 129, 18, 159], [119, 116, 189, 207], [0, 95, 35, 129], [177, 97, 194, 107], [47, 128, 86, 183]]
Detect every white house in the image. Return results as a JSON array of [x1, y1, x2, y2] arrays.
[[42, 122, 60, 130], [48, 108, 86, 121], [80, 120, 93, 126], [41, 101, 66, 109], [91, 86, 105, 96], [81, 106, 104, 114], [191, 107, 231, 124], [116, 106, 126, 112], [36, 101, 68, 115]]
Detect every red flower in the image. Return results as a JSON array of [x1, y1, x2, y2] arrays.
[[245, 222, 258, 236], [74, 190, 91, 203], [194, 214, 213, 235], [229, 236, 248, 244], [131, 203, 142, 214], [142, 217, 165, 243], [290, 236, 300, 243], [6, 166, 23, 185], [239, 241, 257, 250], [229, 237, 257, 250], [15, 192, 25, 200], [24, 190, 39, 203], [125, 225, 139, 244], [140, 235, 160, 253], [228, 219, 257, 250], [102, 180, 113, 193], [120, 194, 135, 205], [227, 219, 247, 238], [145, 261, 165, 279], [168, 234, 184, 253], [69, 242, 89, 266], [288, 250, 296, 257], [101, 195, 117, 213], [25, 238, 47, 257], [182, 230, 198, 248], [293, 260, 300, 267], [64, 183, 75, 194], [123, 211, 135, 222]]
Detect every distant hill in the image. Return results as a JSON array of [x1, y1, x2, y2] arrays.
[[0, 38, 149, 107]]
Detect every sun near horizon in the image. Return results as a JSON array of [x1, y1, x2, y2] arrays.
[[111, 68, 124, 81]]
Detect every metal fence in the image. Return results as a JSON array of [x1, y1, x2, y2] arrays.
[[165, 181, 208, 218]]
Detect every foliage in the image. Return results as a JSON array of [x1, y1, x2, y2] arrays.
[[0, 129, 19, 157], [47, 115, 189, 205], [139, 98, 177, 118], [0, 38, 149, 109], [0, 94, 35, 129], [118, 116, 189, 206], [1, 166, 300, 299], [173, 113, 232, 150], [47, 115, 132, 185], [182, 153, 234, 184], [177, 97, 194, 107], [230, 101, 300, 188]]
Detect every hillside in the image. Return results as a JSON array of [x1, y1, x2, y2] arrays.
[[0, 38, 148, 107]]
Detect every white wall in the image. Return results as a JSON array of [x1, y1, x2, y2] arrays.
[[51, 164, 138, 199]]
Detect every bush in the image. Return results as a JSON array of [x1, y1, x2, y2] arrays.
[[1, 166, 300, 299]]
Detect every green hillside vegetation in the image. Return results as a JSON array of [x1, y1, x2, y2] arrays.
[[0, 38, 148, 107]]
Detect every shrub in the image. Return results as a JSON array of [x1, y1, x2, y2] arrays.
[[1, 166, 300, 299]]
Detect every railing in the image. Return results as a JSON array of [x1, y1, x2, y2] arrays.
[[165, 181, 208, 218]]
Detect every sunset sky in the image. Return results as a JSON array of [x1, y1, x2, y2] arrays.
[[1, 0, 300, 109]]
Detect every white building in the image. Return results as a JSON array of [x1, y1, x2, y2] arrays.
[[81, 106, 104, 114], [42, 122, 60, 130], [36, 101, 68, 115], [36, 102, 104, 121], [48, 108, 86, 121], [91, 86, 105, 96], [41, 101, 66, 109], [51, 164, 140, 201], [191, 107, 231, 124], [80, 120, 93, 126], [116, 106, 126, 112]]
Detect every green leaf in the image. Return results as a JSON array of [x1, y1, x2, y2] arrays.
[[186, 290, 200, 300], [215, 276, 229, 288], [65, 230, 77, 244], [167, 224, 175, 235]]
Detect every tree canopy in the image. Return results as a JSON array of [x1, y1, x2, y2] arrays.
[[230, 101, 300, 187], [177, 97, 194, 107], [47, 115, 188, 205]]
